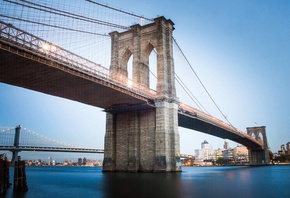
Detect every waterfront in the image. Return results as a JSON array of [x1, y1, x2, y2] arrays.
[[3, 165, 290, 198]]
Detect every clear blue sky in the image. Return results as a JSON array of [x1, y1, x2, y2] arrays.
[[1, 0, 290, 161]]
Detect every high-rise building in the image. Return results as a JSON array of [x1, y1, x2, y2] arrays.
[[195, 140, 216, 165], [83, 157, 87, 165], [48, 157, 52, 166], [78, 158, 82, 166], [281, 144, 286, 155], [201, 140, 209, 149], [223, 141, 230, 150]]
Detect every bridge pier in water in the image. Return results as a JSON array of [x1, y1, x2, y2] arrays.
[[103, 17, 181, 172], [11, 125, 21, 165], [247, 126, 270, 165]]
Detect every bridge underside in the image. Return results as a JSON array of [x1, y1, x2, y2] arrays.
[[0, 43, 151, 110], [178, 113, 261, 149]]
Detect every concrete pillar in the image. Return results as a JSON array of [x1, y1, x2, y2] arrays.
[[103, 16, 181, 172]]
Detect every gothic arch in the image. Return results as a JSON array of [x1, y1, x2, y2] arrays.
[[247, 126, 268, 148], [142, 42, 157, 89], [109, 16, 176, 98], [120, 48, 133, 78]]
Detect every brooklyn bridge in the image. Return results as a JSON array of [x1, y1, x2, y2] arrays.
[[0, 0, 270, 172]]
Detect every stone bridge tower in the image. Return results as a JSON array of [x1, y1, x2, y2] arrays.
[[103, 17, 181, 172], [247, 126, 270, 165]]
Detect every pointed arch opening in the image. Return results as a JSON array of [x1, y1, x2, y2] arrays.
[[127, 55, 133, 80], [144, 43, 157, 90], [257, 132, 264, 145], [149, 49, 157, 90], [120, 48, 133, 80], [251, 133, 256, 139]]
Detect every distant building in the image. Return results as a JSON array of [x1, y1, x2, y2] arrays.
[[281, 144, 286, 155], [215, 148, 223, 160], [279, 142, 290, 156], [222, 149, 234, 162], [78, 158, 82, 166], [224, 141, 230, 150], [195, 140, 216, 165], [287, 142, 290, 155], [201, 140, 210, 149], [194, 141, 249, 165], [47, 157, 52, 166], [220, 144, 249, 164], [233, 144, 249, 163]]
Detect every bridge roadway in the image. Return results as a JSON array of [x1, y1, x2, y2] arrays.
[[0, 146, 104, 153], [0, 21, 262, 149]]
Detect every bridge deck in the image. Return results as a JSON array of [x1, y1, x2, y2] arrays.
[[0, 42, 152, 110], [178, 112, 261, 148]]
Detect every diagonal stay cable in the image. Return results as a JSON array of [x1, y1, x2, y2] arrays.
[[151, 48, 207, 113], [175, 73, 209, 114], [173, 37, 234, 127]]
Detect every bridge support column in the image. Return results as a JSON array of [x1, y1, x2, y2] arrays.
[[154, 99, 180, 171], [103, 108, 154, 172], [103, 16, 180, 172], [103, 100, 181, 172], [247, 126, 270, 165], [248, 148, 270, 165]]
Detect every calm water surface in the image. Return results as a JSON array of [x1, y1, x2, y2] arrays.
[[3, 165, 290, 198]]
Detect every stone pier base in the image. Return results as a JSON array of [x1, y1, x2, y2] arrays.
[[248, 148, 270, 165], [103, 100, 181, 172]]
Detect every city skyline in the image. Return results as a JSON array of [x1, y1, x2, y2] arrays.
[[1, 0, 290, 156]]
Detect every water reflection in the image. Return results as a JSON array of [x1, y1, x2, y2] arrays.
[[4, 166, 290, 198], [103, 172, 182, 198]]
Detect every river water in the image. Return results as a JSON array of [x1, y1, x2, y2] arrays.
[[3, 165, 290, 198]]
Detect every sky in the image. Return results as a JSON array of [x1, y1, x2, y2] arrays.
[[1, 0, 290, 161]]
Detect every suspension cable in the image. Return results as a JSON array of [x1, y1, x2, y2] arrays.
[[151, 48, 207, 112], [85, 0, 153, 22], [175, 73, 209, 113], [0, 14, 109, 36], [173, 37, 234, 126], [4, 0, 129, 30]]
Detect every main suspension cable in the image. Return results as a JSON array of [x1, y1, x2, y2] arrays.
[[0, 14, 109, 36], [85, 0, 153, 22], [4, 0, 129, 30]]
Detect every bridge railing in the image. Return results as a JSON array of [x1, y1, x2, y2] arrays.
[[179, 103, 262, 146], [0, 20, 156, 99]]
